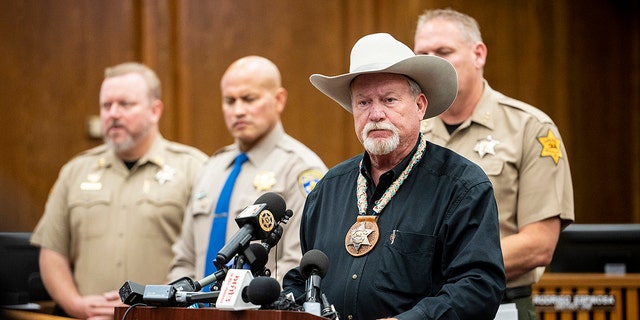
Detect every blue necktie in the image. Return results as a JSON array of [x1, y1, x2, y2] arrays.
[[203, 153, 248, 289]]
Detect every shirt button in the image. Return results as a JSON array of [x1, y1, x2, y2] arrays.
[[352, 274, 357, 280]]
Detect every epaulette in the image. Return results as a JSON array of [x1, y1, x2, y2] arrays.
[[165, 141, 206, 157], [212, 144, 235, 157], [76, 144, 109, 157], [497, 94, 553, 124]]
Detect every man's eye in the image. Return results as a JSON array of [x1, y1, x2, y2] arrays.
[[242, 96, 256, 103], [435, 50, 453, 58]]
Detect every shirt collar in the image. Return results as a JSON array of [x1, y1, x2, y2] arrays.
[[102, 134, 166, 170], [467, 80, 497, 131], [227, 122, 285, 168], [360, 136, 421, 188], [421, 80, 497, 138]]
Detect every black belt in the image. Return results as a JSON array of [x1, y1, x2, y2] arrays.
[[501, 285, 532, 303]]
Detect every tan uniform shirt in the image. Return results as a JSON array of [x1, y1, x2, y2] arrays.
[[169, 122, 327, 284], [31, 136, 207, 295], [421, 81, 574, 288]]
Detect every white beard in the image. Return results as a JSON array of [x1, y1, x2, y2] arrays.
[[361, 122, 400, 155]]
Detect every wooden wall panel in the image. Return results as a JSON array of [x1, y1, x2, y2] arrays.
[[563, 0, 639, 223], [140, 0, 180, 140], [0, 0, 139, 231], [173, 0, 363, 164], [0, 0, 638, 231]]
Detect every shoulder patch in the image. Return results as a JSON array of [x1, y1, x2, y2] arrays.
[[537, 129, 562, 164], [298, 169, 323, 196]]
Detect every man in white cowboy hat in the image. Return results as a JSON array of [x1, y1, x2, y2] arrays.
[[282, 33, 505, 319]]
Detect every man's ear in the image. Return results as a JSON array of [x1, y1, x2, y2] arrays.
[[275, 87, 288, 114], [473, 42, 488, 69], [150, 99, 164, 124], [416, 93, 428, 119]]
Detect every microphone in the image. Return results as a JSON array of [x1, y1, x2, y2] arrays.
[[321, 292, 339, 319], [193, 242, 269, 292], [261, 209, 293, 252], [175, 279, 288, 311], [215, 273, 281, 311], [189, 269, 226, 292], [245, 243, 270, 276], [118, 243, 269, 306], [174, 290, 220, 305], [300, 249, 329, 316], [244, 276, 281, 307], [216, 192, 287, 267]]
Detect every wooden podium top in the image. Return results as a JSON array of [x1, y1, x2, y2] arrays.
[[534, 272, 640, 287], [114, 306, 325, 320]]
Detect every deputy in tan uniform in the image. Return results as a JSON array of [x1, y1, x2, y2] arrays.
[[414, 9, 574, 319], [31, 62, 207, 320], [169, 56, 327, 285]]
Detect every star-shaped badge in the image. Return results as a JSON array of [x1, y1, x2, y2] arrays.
[[348, 222, 374, 252], [155, 165, 176, 185], [253, 171, 277, 191], [474, 135, 500, 158], [537, 129, 562, 164]]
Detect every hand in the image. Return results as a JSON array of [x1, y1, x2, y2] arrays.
[[69, 290, 124, 320]]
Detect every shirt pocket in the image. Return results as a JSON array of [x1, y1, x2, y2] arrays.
[[137, 187, 186, 210], [374, 231, 436, 295], [68, 191, 112, 239], [134, 187, 188, 237], [478, 158, 504, 176]]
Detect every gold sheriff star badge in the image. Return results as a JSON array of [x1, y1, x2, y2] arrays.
[[537, 129, 562, 164]]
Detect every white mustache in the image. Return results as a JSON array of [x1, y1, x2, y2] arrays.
[[362, 122, 398, 136]]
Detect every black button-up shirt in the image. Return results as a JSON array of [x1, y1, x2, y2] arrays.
[[283, 139, 505, 319]]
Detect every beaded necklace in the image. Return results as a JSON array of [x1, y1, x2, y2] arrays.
[[345, 134, 427, 256]]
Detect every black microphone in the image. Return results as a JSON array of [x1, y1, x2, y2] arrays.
[[216, 192, 287, 267], [118, 242, 270, 306], [174, 290, 220, 305], [261, 209, 293, 252], [321, 292, 339, 319], [301, 249, 329, 302], [190, 242, 269, 292], [243, 276, 281, 307], [239, 243, 269, 276], [190, 269, 226, 292], [300, 249, 329, 316]]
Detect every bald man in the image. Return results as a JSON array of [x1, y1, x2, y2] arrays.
[[169, 56, 327, 286]]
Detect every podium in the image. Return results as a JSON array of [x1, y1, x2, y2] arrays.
[[532, 273, 640, 320], [114, 306, 327, 320]]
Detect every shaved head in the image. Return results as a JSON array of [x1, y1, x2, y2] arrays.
[[221, 55, 282, 93], [220, 55, 287, 151]]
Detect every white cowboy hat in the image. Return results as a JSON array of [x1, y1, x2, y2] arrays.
[[310, 33, 458, 119]]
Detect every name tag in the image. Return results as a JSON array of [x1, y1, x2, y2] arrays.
[[80, 182, 102, 191]]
